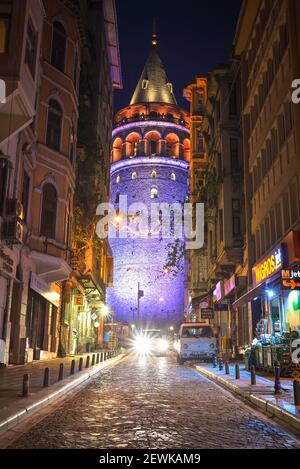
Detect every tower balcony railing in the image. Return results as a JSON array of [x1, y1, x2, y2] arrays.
[[113, 113, 190, 130]]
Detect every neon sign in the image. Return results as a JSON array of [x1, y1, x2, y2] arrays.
[[252, 246, 283, 287]]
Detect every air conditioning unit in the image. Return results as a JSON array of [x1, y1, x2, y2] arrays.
[[5, 218, 23, 244], [7, 199, 23, 219]]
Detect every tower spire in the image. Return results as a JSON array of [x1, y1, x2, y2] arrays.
[[152, 18, 157, 47]]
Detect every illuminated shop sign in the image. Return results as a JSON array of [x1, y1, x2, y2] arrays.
[[213, 281, 223, 302], [224, 275, 236, 296], [252, 246, 284, 287], [281, 267, 300, 290], [201, 308, 214, 320]]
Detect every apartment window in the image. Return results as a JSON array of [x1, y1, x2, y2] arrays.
[[40, 184, 57, 238], [265, 217, 270, 250], [25, 17, 37, 77], [0, 1, 12, 53], [230, 138, 239, 173], [261, 149, 267, 177], [69, 124, 76, 163], [284, 102, 293, 136], [266, 139, 272, 168], [290, 182, 299, 224], [51, 21, 66, 72], [271, 128, 278, 161], [218, 209, 223, 242], [255, 230, 261, 260], [260, 223, 266, 255], [21, 170, 30, 223], [277, 114, 285, 147], [232, 199, 241, 237], [46, 100, 62, 151], [275, 202, 282, 240], [270, 208, 276, 245], [282, 192, 290, 233], [229, 82, 237, 116]]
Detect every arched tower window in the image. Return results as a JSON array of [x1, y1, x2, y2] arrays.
[[112, 138, 122, 162], [41, 184, 57, 238], [171, 172, 176, 181], [183, 138, 191, 161], [166, 133, 179, 158], [125, 132, 141, 157], [131, 172, 137, 180], [145, 131, 160, 156], [51, 21, 66, 72], [151, 170, 157, 179], [46, 99, 63, 152], [116, 175, 120, 184], [150, 187, 158, 199]]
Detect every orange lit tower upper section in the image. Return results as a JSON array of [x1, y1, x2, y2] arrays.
[[111, 32, 190, 163]]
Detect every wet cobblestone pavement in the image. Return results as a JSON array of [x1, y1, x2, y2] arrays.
[[9, 355, 300, 449]]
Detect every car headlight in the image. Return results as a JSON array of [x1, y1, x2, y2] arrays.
[[133, 335, 151, 355]]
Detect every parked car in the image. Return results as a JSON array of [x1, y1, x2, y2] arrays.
[[175, 323, 218, 364]]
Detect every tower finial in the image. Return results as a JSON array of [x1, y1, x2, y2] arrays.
[[152, 18, 157, 47]]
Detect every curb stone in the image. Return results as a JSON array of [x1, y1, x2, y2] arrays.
[[0, 354, 125, 436], [195, 364, 300, 432]]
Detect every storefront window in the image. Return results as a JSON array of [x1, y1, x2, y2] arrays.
[[269, 296, 281, 333]]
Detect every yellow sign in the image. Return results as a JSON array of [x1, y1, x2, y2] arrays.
[[252, 247, 283, 287]]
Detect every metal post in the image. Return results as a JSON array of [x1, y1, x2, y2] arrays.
[[235, 363, 240, 379], [78, 357, 83, 371], [86, 355, 90, 368], [96, 353, 100, 364], [58, 363, 64, 381], [274, 360, 282, 394], [293, 380, 300, 406], [22, 373, 29, 397], [92, 354, 95, 366], [218, 358, 223, 371], [70, 359, 76, 375], [100, 352, 103, 362], [43, 367, 50, 387], [250, 365, 256, 385], [225, 361, 230, 375]]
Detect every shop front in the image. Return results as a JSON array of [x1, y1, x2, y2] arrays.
[[233, 231, 300, 376], [26, 272, 61, 361]]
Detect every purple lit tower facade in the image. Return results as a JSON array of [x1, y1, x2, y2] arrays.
[[108, 33, 190, 329]]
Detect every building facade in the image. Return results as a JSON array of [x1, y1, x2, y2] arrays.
[[233, 0, 300, 342], [183, 76, 208, 322], [0, 0, 120, 365], [108, 34, 190, 329]]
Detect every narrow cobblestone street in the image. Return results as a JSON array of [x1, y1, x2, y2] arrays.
[[8, 355, 300, 449]]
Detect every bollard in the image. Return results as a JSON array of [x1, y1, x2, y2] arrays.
[[86, 355, 90, 368], [218, 358, 224, 371], [100, 352, 104, 363], [70, 359, 76, 375], [92, 354, 95, 366], [213, 356, 218, 368], [104, 352, 107, 361], [96, 353, 100, 364], [225, 361, 230, 375], [250, 365, 256, 385], [274, 360, 282, 394], [293, 380, 300, 406], [235, 363, 240, 380], [78, 357, 83, 371], [22, 373, 30, 397], [43, 367, 50, 387], [58, 363, 64, 381]]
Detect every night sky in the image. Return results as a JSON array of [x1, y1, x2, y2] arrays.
[[114, 0, 243, 112]]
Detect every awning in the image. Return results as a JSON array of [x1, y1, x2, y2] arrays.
[[191, 290, 213, 307], [232, 284, 264, 309]]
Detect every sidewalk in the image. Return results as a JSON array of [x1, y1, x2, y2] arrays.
[[195, 362, 300, 433], [0, 351, 125, 436]]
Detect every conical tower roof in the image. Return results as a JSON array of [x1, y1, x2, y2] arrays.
[[130, 32, 177, 106]]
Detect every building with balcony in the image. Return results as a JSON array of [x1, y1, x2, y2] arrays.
[[232, 0, 300, 344]]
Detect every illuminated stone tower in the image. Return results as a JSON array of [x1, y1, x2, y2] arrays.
[[108, 32, 190, 329]]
